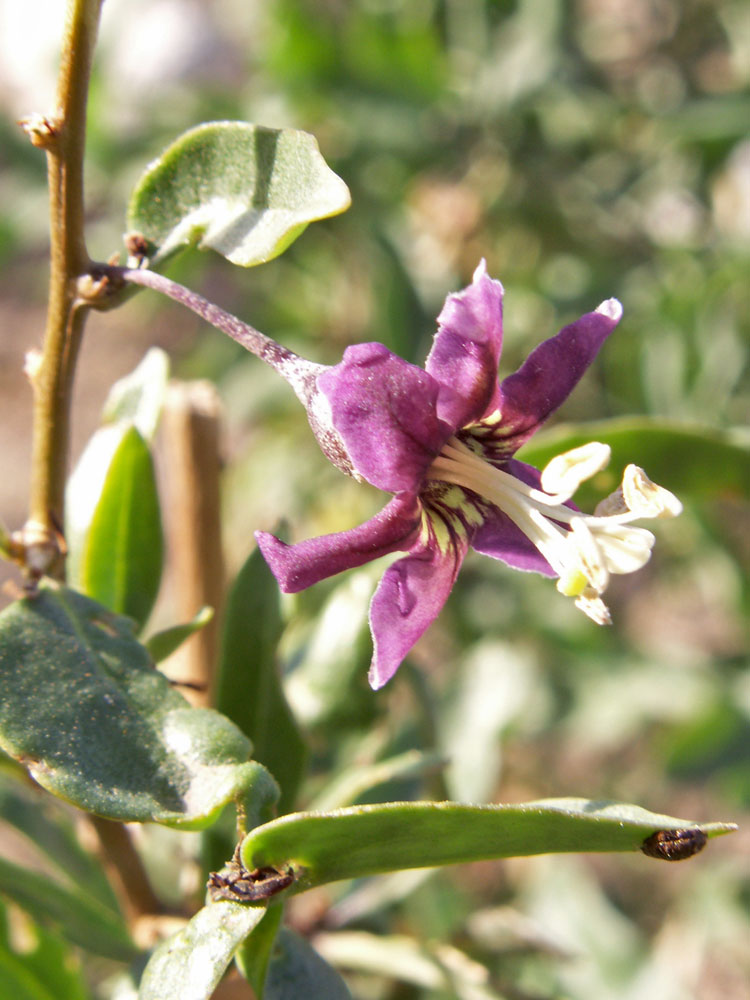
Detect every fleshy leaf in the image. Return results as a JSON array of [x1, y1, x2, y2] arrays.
[[127, 122, 351, 267], [100, 347, 170, 440], [65, 350, 169, 589], [0, 585, 272, 827], [138, 901, 265, 1000], [241, 799, 736, 891], [215, 545, 307, 814], [262, 928, 352, 999], [145, 606, 214, 663], [234, 905, 284, 998], [80, 425, 163, 629]]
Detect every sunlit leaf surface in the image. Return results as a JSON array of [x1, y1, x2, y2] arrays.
[[128, 122, 351, 266], [242, 799, 735, 891], [0, 586, 267, 827], [139, 901, 264, 1000], [79, 426, 162, 628]]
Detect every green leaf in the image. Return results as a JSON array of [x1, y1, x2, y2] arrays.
[[145, 606, 214, 663], [0, 951, 56, 1000], [518, 419, 750, 502], [80, 426, 163, 628], [127, 122, 351, 267], [100, 348, 170, 440], [0, 900, 91, 1000], [262, 928, 352, 1000], [65, 350, 169, 589], [241, 799, 736, 892], [0, 585, 274, 827], [0, 773, 120, 913], [138, 901, 265, 1000], [0, 855, 134, 961], [215, 546, 307, 814], [234, 904, 284, 997], [284, 566, 377, 730]]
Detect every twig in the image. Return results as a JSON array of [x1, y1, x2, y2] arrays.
[[22, 0, 104, 580], [88, 815, 163, 921]]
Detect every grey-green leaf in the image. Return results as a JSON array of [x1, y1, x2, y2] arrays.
[[127, 122, 351, 267], [80, 426, 163, 628], [138, 901, 264, 1000], [0, 585, 271, 827], [100, 348, 169, 440], [65, 350, 169, 589], [215, 545, 307, 814], [234, 905, 284, 998], [263, 929, 352, 1000], [145, 606, 214, 663], [241, 799, 736, 892]]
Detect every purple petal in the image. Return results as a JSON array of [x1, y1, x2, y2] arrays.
[[368, 534, 469, 689], [255, 493, 422, 593], [497, 299, 622, 452], [318, 343, 451, 492], [425, 260, 505, 428], [471, 459, 557, 576]]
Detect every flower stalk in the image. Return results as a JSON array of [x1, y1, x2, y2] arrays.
[[92, 264, 355, 478]]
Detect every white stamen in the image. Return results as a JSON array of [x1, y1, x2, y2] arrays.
[[574, 591, 612, 625], [622, 465, 682, 518], [594, 522, 655, 574], [594, 486, 628, 517], [568, 517, 610, 592], [425, 435, 680, 623], [541, 441, 611, 498]]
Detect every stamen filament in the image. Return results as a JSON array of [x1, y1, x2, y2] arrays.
[[427, 436, 577, 578], [424, 432, 680, 623], [432, 437, 579, 517]]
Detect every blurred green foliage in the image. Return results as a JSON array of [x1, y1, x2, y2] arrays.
[[1, 0, 748, 997]]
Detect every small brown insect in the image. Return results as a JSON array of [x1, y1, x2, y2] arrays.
[[208, 846, 294, 903], [641, 827, 707, 861]]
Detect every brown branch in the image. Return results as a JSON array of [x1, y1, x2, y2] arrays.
[[88, 815, 162, 922], [23, 0, 103, 580]]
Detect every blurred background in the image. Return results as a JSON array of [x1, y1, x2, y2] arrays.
[[0, 1, 748, 997]]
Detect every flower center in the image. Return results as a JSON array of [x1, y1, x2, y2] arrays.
[[425, 435, 681, 623]]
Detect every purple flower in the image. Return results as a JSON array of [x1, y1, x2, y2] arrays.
[[257, 262, 680, 689]]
